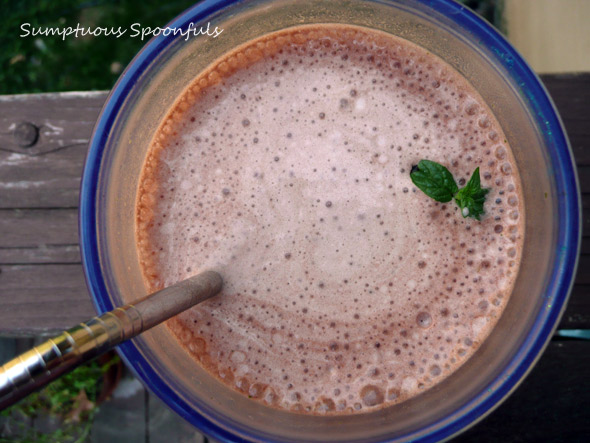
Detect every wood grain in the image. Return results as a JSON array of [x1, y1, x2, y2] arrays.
[[578, 166, 590, 194], [541, 74, 590, 166], [0, 92, 108, 209], [0, 209, 78, 261], [0, 93, 106, 334], [456, 339, 590, 442], [0, 76, 588, 335], [562, 285, 590, 330], [0, 264, 93, 336]]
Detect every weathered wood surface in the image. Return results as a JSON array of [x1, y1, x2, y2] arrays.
[[0, 92, 108, 335], [542, 74, 590, 166], [456, 339, 590, 442], [0, 91, 107, 209], [0, 75, 587, 443], [1, 76, 589, 334], [0, 340, 208, 443]]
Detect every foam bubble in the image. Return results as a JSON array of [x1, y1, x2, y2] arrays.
[[402, 377, 418, 393], [231, 351, 246, 363], [360, 385, 384, 407], [249, 383, 267, 398], [416, 312, 433, 328], [136, 24, 525, 416], [495, 145, 506, 159]]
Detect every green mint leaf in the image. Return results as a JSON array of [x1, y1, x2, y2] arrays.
[[410, 159, 458, 203], [409, 160, 490, 221], [454, 167, 489, 220]]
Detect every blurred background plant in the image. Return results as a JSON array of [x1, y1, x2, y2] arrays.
[[1, 0, 199, 94], [0, 354, 120, 443], [0, 0, 502, 95]]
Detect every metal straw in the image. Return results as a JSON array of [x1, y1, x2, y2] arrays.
[[0, 270, 222, 410]]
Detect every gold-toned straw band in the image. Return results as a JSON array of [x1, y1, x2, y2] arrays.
[[0, 271, 222, 410]]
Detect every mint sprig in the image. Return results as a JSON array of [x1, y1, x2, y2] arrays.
[[410, 160, 489, 220], [409, 159, 458, 203], [454, 167, 489, 220]]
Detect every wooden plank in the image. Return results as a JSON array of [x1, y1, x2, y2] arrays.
[[578, 166, 590, 194], [0, 267, 584, 332], [0, 209, 79, 264], [0, 84, 581, 202], [583, 193, 590, 235], [455, 340, 590, 442], [574, 255, 590, 285], [0, 84, 586, 440], [541, 74, 590, 166], [0, 78, 587, 333], [2, 206, 581, 263], [561, 285, 590, 330], [0, 264, 93, 336], [0, 244, 80, 265], [0, 91, 107, 209]]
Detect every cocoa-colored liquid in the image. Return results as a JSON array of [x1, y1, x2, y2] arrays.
[[136, 24, 524, 414]]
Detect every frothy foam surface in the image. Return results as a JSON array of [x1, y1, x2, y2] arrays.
[[136, 25, 524, 414]]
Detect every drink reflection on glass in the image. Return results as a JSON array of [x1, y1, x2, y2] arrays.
[[80, 1, 578, 441], [135, 24, 524, 415]]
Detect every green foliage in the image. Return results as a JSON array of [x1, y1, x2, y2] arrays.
[[454, 167, 489, 220], [0, 0, 502, 95], [0, 0, 200, 94], [410, 160, 490, 220], [0, 355, 120, 442], [458, 0, 504, 28], [410, 160, 459, 203]]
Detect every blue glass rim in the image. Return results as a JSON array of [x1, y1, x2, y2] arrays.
[[79, 1, 581, 442]]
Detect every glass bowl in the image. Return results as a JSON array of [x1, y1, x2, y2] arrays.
[[79, 0, 581, 441]]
